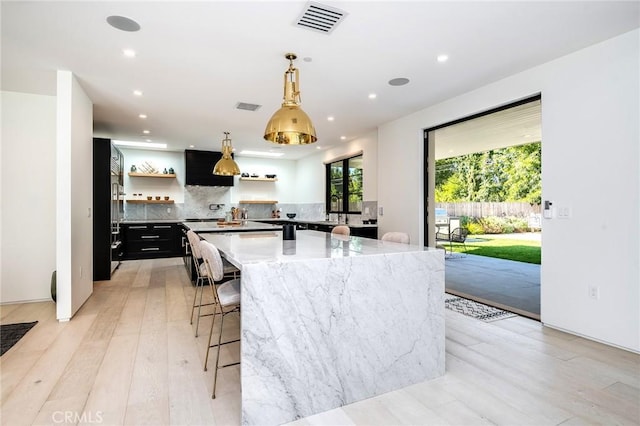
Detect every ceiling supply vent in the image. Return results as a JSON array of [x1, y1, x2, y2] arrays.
[[236, 102, 261, 112], [295, 2, 348, 34]]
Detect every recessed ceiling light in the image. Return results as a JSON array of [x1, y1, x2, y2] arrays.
[[123, 49, 136, 58], [133, 90, 143, 96], [189, 144, 195, 148], [368, 93, 377, 99], [388, 77, 410, 86], [327, 116, 335, 121], [316, 146, 322, 150], [142, 130, 150, 134], [106, 16, 141, 32], [238, 150, 284, 158], [437, 54, 449, 63], [113, 140, 166, 149], [340, 136, 346, 140], [138, 114, 147, 119]]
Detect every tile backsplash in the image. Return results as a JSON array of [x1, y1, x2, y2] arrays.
[[124, 187, 376, 223]]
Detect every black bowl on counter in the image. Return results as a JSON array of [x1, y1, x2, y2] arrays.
[[286, 213, 297, 219]]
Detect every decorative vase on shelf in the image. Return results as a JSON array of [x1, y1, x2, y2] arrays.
[[131, 165, 137, 172], [163, 168, 168, 174], [168, 167, 174, 174]]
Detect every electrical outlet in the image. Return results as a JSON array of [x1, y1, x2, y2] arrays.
[[588, 285, 599, 299]]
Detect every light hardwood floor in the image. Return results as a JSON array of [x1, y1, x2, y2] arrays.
[[1, 258, 638, 425]]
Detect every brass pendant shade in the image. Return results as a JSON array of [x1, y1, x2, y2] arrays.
[[213, 132, 241, 176], [264, 53, 317, 145]]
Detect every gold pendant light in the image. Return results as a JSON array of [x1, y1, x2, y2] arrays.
[[213, 132, 241, 176], [264, 53, 317, 145]]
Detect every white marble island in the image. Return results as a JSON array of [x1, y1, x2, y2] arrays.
[[200, 230, 445, 425]]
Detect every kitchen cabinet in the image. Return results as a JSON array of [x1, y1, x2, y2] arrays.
[[350, 226, 378, 239], [92, 138, 124, 280], [185, 149, 234, 186], [122, 223, 182, 259], [255, 220, 377, 237]]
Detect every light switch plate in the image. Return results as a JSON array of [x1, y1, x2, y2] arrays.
[[558, 206, 572, 219]]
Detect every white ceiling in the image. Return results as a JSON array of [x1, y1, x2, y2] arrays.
[[2, 1, 638, 160], [434, 98, 541, 160]]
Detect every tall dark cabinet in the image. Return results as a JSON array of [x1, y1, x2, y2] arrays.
[[93, 138, 124, 280]]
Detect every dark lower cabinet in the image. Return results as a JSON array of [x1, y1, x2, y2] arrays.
[[267, 221, 377, 239], [350, 227, 378, 239], [122, 223, 182, 260]]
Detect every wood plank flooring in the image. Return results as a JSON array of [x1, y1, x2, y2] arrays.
[[1, 258, 638, 425]]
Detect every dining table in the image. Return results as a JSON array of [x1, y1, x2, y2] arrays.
[[199, 229, 445, 425]]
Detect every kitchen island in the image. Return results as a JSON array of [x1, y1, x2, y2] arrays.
[[200, 230, 445, 425]]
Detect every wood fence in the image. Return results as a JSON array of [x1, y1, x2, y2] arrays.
[[435, 202, 541, 218]]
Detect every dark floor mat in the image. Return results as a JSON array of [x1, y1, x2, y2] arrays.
[[1, 321, 38, 356]]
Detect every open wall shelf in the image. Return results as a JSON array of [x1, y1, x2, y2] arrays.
[[239, 200, 278, 204], [126, 199, 175, 204], [128, 172, 176, 178], [240, 177, 278, 182]]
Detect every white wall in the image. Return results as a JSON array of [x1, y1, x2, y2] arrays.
[[56, 71, 93, 320], [295, 130, 378, 203], [378, 30, 639, 352], [233, 156, 297, 203], [120, 148, 185, 203], [1, 91, 57, 303]]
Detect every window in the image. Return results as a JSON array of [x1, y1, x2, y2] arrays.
[[326, 154, 363, 213]]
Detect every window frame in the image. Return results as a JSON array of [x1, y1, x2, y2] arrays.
[[325, 154, 363, 214]]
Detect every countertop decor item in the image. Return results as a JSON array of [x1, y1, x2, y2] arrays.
[[263, 53, 317, 145], [213, 132, 241, 176]]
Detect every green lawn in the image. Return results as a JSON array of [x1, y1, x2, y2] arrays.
[[446, 236, 541, 264]]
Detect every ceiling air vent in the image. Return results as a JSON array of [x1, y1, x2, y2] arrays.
[[295, 2, 348, 35], [236, 102, 261, 112]]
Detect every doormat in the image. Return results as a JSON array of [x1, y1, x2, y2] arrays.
[[1, 321, 38, 356], [445, 294, 517, 322]]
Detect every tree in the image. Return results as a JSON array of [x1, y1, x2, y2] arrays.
[[434, 142, 541, 204]]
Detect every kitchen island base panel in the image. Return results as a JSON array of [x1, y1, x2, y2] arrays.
[[240, 251, 445, 425]]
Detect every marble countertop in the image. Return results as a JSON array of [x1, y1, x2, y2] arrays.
[[183, 220, 282, 233], [122, 219, 183, 224], [201, 228, 444, 424], [122, 218, 377, 228], [200, 229, 432, 267]]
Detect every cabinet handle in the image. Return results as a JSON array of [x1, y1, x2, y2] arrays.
[[129, 225, 147, 229], [141, 247, 160, 251], [153, 225, 172, 229], [141, 235, 160, 239]]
